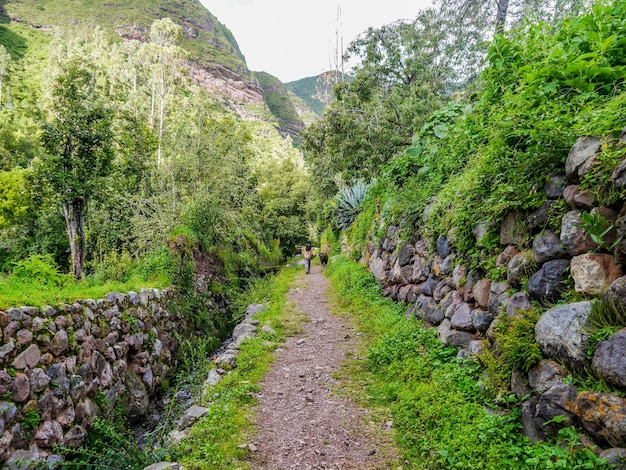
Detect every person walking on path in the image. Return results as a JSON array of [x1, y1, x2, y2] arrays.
[[303, 241, 313, 274]]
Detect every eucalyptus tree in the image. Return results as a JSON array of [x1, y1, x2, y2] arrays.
[[0, 45, 11, 109], [139, 18, 188, 166], [303, 9, 451, 195], [39, 58, 114, 277], [433, 0, 587, 81]]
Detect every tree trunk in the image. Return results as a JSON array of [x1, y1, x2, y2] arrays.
[[495, 0, 510, 33], [63, 198, 87, 278]]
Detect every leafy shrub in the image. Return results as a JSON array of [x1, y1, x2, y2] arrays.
[[37, 416, 165, 469], [575, 211, 622, 253], [11, 254, 67, 286], [480, 309, 543, 393]]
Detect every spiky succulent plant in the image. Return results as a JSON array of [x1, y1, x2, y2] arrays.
[[334, 179, 371, 230]]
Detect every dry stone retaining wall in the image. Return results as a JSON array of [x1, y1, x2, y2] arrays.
[[0, 288, 190, 465], [363, 134, 626, 458]]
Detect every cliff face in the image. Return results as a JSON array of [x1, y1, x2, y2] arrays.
[[189, 62, 264, 107]]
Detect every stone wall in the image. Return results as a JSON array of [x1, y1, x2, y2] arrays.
[[0, 288, 190, 465], [363, 135, 626, 460]]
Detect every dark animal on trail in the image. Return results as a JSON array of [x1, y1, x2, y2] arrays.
[[319, 252, 328, 268]]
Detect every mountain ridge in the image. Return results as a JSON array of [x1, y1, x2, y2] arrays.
[[0, 0, 311, 134]]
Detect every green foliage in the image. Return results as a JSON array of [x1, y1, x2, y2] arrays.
[[303, 11, 451, 191], [11, 254, 66, 287], [323, 0, 626, 274], [21, 410, 40, 432], [2, 0, 250, 77], [585, 298, 626, 358], [481, 309, 544, 392], [0, 168, 34, 228], [575, 211, 622, 252], [256, 71, 303, 138], [327, 256, 611, 469], [38, 415, 165, 469], [285, 72, 343, 116], [335, 179, 372, 230]]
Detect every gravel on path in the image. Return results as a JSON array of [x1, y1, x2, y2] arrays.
[[248, 265, 400, 470]]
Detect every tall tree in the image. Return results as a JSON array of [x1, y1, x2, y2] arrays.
[[303, 10, 450, 193], [40, 58, 114, 277], [0, 45, 11, 109]]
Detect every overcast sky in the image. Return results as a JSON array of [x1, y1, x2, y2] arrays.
[[200, 1, 432, 83]]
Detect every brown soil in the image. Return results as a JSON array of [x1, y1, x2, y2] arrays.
[[247, 265, 401, 470]]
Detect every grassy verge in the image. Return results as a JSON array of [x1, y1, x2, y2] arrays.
[[0, 251, 175, 309], [171, 265, 305, 469], [0, 275, 169, 310], [325, 256, 612, 470]]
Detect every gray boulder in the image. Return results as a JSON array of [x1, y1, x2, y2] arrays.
[[526, 201, 555, 233], [533, 230, 567, 265], [536, 384, 578, 437], [566, 135, 601, 182], [613, 158, 626, 188], [535, 301, 592, 369], [397, 242, 414, 266], [592, 329, 626, 390], [437, 319, 452, 343], [471, 309, 494, 334], [599, 448, 626, 470], [527, 259, 571, 303], [488, 281, 510, 315], [521, 398, 546, 444], [423, 308, 444, 326], [450, 303, 475, 332], [604, 275, 626, 312], [528, 360, 568, 394], [496, 246, 519, 269], [437, 236, 451, 258], [563, 184, 580, 208], [545, 174, 567, 199], [180, 405, 210, 430], [560, 211, 597, 256], [506, 292, 533, 318], [444, 330, 476, 349], [471, 278, 491, 308], [507, 251, 535, 287]]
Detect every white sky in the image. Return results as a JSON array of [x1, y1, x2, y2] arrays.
[[200, 1, 432, 83]]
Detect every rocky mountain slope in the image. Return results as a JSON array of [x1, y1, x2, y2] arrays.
[[0, 0, 308, 135], [286, 70, 348, 116]]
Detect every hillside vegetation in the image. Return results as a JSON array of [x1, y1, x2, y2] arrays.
[[2, 0, 250, 74]]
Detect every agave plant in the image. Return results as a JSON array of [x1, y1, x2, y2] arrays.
[[334, 179, 372, 230]]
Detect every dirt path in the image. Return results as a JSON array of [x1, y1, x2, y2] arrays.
[[248, 265, 400, 470]]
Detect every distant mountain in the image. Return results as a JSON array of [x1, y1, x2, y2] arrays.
[[255, 71, 304, 144], [286, 71, 349, 116]]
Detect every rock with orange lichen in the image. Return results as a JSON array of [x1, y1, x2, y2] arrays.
[[575, 391, 626, 446]]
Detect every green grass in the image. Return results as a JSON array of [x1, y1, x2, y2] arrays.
[[325, 256, 613, 469], [171, 266, 302, 469], [0, 274, 168, 309]]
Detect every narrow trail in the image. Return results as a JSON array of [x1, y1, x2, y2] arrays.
[[247, 265, 400, 470]]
